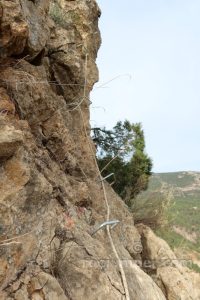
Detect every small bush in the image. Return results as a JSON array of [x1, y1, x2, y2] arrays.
[[132, 190, 173, 229]]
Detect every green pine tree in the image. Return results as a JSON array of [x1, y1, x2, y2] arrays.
[[92, 120, 153, 207]]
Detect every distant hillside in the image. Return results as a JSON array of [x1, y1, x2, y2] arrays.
[[133, 171, 200, 272], [150, 171, 200, 192]]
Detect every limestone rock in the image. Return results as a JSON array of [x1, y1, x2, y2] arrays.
[[55, 228, 166, 300], [137, 224, 200, 299], [125, 262, 166, 300], [0, 0, 50, 58], [0, 123, 23, 159], [20, 0, 50, 58], [28, 272, 69, 300], [0, 0, 199, 299], [0, 87, 16, 117], [0, 1, 28, 57]]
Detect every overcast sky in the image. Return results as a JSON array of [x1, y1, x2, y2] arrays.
[[90, 0, 200, 173]]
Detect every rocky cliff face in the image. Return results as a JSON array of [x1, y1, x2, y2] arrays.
[[0, 1, 199, 299]]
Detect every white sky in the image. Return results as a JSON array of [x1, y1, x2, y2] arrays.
[[90, 0, 200, 173]]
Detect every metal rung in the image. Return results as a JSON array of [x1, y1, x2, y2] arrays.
[[91, 220, 120, 236], [99, 173, 114, 182]]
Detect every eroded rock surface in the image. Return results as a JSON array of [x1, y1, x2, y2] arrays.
[[137, 224, 200, 300], [0, 0, 199, 299]]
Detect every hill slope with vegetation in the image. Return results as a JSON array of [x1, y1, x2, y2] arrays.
[[133, 171, 200, 271]]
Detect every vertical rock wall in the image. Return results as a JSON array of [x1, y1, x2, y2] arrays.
[[0, 1, 199, 299]]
